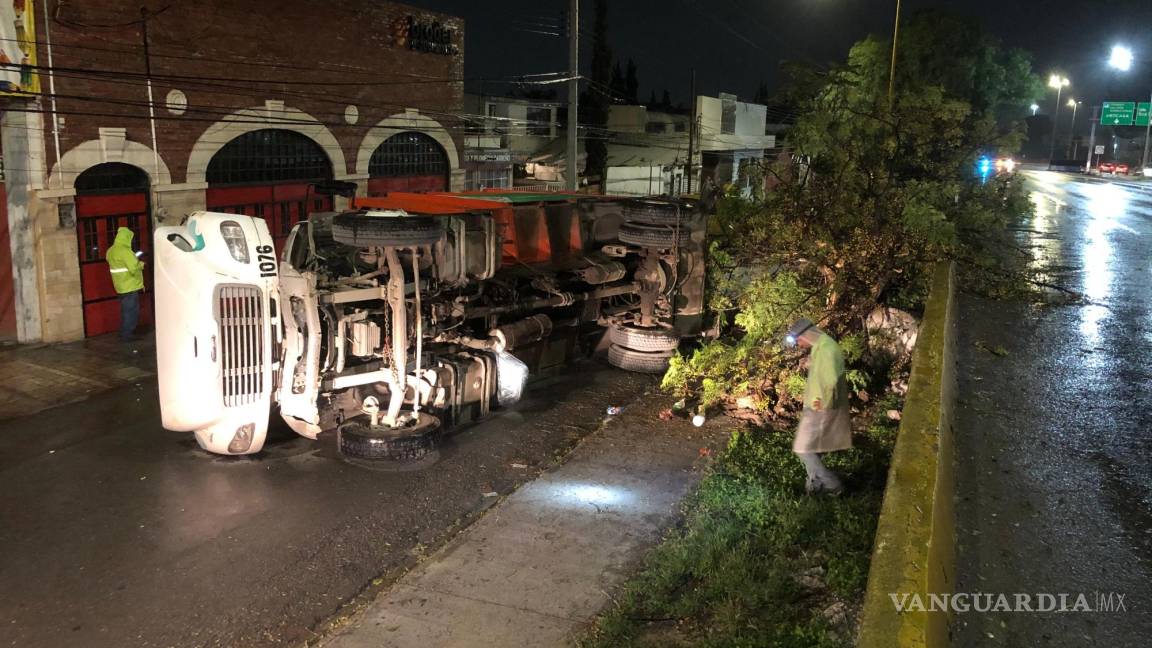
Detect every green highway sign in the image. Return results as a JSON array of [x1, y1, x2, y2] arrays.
[[1137, 102, 1151, 127], [1102, 101, 1135, 126]]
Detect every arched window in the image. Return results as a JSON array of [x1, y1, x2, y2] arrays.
[[74, 162, 150, 194], [207, 129, 332, 185], [369, 132, 448, 178]]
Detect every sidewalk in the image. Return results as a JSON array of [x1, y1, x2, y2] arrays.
[[318, 394, 728, 648], [0, 334, 155, 420]]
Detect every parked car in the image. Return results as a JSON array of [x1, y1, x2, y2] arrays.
[[1098, 162, 1117, 174], [1115, 163, 1130, 175], [154, 193, 707, 460]]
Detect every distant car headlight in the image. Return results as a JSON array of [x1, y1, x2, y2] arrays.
[[220, 221, 250, 264], [1001, 159, 1016, 172]]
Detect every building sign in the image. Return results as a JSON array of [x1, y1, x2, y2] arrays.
[[391, 15, 458, 56], [0, 0, 39, 95], [465, 149, 511, 163]]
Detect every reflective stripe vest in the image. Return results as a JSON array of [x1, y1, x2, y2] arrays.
[[106, 227, 145, 294]]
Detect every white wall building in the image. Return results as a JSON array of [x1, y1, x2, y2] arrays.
[[524, 94, 774, 197]]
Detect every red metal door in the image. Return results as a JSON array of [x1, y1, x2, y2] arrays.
[[75, 192, 153, 337], [206, 183, 331, 255], [0, 183, 16, 341], [366, 174, 447, 196]]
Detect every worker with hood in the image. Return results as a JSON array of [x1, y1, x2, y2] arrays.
[[785, 318, 852, 494], [106, 227, 145, 340]]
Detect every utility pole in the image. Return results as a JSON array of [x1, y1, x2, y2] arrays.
[[141, 7, 161, 181], [1085, 105, 1099, 172], [1047, 82, 1065, 165], [1142, 91, 1152, 172], [565, 0, 579, 192], [686, 69, 696, 195], [887, 0, 901, 110]]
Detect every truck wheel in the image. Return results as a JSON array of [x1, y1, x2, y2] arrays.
[[607, 343, 674, 374], [337, 411, 442, 462], [608, 324, 680, 353], [618, 222, 686, 249], [332, 213, 444, 248], [622, 199, 696, 226]]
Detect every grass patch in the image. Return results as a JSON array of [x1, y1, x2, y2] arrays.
[[581, 398, 900, 648]]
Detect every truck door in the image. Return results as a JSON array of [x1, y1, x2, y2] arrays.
[[276, 221, 324, 439]]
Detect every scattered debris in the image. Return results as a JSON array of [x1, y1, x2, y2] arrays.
[[482, 492, 498, 498], [691, 414, 706, 427], [886, 410, 902, 421], [975, 340, 1010, 356], [658, 408, 674, 420], [606, 406, 622, 416], [510, 463, 528, 469]]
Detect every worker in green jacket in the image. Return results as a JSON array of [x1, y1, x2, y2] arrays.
[[785, 318, 853, 495], [105, 227, 145, 340]]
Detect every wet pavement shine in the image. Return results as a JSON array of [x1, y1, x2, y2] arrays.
[[954, 171, 1152, 645], [0, 362, 654, 647]]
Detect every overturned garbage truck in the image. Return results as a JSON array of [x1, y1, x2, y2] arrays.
[[155, 192, 706, 460]]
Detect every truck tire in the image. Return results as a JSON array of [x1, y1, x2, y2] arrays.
[[607, 343, 674, 374], [618, 222, 686, 249], [332, 213, 444, 248], [337, 411, 442, 461], [608, 324, 680, 353], [622, 199, 695, 226]]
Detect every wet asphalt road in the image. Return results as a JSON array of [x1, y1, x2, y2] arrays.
[[954, 171, 1152, 645], [0, 362, 653, 647]]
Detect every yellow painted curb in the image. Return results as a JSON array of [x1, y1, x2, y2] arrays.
[[858, 261, 956, 648]]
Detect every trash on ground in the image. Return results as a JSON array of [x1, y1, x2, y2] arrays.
[[482, 491, 498, 498], [691, 414, 706, 427], [606, 406, 622, 416], [658, 408, 674, 420], [887, 409, 902, 421], [510, 463, 527, 469]]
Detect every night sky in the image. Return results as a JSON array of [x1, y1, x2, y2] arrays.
[[408, 0, 1152, 125]]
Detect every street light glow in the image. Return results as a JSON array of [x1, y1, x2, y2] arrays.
[[1109, 45, 1133, 71], [1067, 98, 1078, 108], [1030, 103, 1039, 115], [1048, 74, 1070, 89]]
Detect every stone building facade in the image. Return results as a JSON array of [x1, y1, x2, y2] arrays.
[[1, 0, 465, 342]]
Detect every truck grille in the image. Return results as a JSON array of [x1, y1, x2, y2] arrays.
[[217, 285, 265, 407]]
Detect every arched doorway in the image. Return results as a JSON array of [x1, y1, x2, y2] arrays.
[[367, 131, 449, 196], [205, 129, 334, 252], [74, 162, 153, 337]]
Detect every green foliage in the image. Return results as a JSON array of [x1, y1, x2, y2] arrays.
[[665, 11, 1038, 412], [663, 270, 819, 410], [581, 405, 902, 648]]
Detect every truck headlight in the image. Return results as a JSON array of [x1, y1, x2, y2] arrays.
[[228, 423, 256, 454], [220, 221, 250, 264], [495, 351, 529, 406]]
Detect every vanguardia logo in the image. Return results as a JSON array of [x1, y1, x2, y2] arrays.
[[889, 592, 1128, 613]]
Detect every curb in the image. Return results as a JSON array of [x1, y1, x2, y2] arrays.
[[858, 262, 957, 647]]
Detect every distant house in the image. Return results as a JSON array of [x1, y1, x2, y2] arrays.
[[461, 94, 562, 190], [523, 94, 775, 197]]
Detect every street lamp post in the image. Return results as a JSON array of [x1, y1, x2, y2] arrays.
[[1030, 103, 1040, 116], [1048, 74, 1070, 165], [887, 0, 902, 109], [1108, 45, 1152, 173], [1067, 98, 1080, 157]]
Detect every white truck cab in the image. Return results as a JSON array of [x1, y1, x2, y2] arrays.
[[154, 212, 279, 455]]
